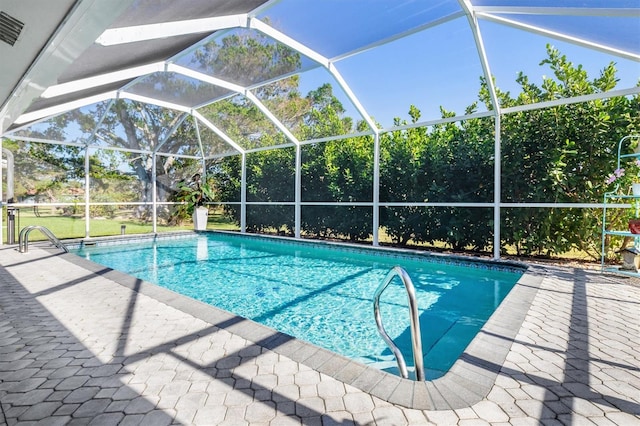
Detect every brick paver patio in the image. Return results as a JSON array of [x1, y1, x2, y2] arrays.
[[0, 243, 638, 425]]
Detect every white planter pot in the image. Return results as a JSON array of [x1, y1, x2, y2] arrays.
[[192, 206, 208, 231], [632, 183, 640, 196]]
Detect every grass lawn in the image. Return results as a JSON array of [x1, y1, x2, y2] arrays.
[[2, 206, 239, 241]]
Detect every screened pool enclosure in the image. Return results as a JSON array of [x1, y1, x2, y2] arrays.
[[1, 0, 639, 259]]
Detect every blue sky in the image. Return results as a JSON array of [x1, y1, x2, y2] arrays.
[[272, 2, 640, 128]]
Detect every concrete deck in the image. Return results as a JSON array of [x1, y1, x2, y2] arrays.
[[0, 243, 638, 425]]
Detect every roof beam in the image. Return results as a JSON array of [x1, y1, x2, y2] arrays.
[[244, 91, 300, 145], [331, 11, 465, 63], [119, 92, 192, 114], [168, 65, 300, 145], [248, 18, 329, 68], [154, 113, 190, 154], [4, 136, 86, 148], [86, 98, 116, 145], [249, 18, 378, 133], [191, 110, 245, 155], [95, 14, 248, 46], [500, 86, 640, 115], [377, 87, 640, 134], [167, 64, 245, 93], [13, 91, 118, 125], [473, 6, 640, 17], [479, 12, 640, 61], [459, 0, 501, 116], [41, 62, 166, 98], [327, 63, 379, 133]]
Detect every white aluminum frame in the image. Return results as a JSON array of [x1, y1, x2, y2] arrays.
[[2, 4, 638, 259]]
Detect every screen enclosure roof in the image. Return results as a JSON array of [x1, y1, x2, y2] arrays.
[[0, 0, 638, 159]]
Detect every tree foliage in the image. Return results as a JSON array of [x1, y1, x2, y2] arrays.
[[214, 45, 639, 261]]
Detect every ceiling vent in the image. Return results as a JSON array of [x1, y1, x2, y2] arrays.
[[0, 11, 24, 46]]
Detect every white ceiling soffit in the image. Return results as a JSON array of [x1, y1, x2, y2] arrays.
[[1, 0, 272, 134], [0, 0, 137, 134]]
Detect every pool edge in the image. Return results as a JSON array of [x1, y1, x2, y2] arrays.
[[57, 233, 541, 410]]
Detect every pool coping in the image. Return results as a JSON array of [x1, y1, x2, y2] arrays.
[[57, 231, 542, 410]]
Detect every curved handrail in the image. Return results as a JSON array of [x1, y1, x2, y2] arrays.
[[18, 225, 68, 254], [373, 266, 425, 381]]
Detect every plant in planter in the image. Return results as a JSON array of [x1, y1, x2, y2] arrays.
[[606, 160, 640, 237], [605, 158, 640, 195], [174, 174, 215, 230]]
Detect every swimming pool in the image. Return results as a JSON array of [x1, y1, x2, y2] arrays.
[[70, 232, 524, 380]]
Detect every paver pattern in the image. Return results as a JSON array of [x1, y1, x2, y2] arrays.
[[0, 245, 638, 425]]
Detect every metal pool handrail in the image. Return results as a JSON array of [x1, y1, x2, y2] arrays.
[[18, 225, 68, 253], [373, 266, 425, 381]]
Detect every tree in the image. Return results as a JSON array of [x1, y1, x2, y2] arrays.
[[323, 131, 374, 241], [245, 147, 295, 233], [380, 106, 430, 245], [497, 45, 639, 258]]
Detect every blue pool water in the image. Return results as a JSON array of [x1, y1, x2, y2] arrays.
[[71, 233, 523, 379]]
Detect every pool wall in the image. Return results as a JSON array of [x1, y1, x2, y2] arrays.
[[60, 230, 542, 409]]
